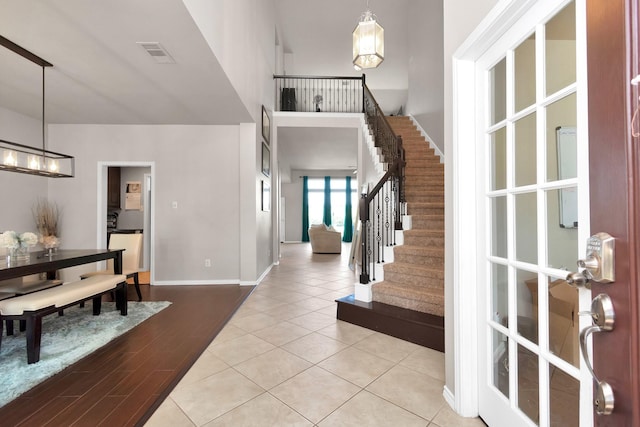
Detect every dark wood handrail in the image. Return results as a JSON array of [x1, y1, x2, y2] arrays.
[[359, 81, 405, 284], [273, 74, 363, 81]]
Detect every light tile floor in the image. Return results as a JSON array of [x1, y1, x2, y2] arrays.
[[146, 243, 486, 427]]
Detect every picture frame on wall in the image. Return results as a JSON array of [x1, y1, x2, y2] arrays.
[[262, 105, 270, 145], [262, 142, 270, 177], [262, 180, 271, 212]]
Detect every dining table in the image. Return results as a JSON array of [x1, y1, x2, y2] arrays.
[[0, 249, 124, 283]]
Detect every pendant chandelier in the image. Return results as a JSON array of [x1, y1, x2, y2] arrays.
[[0, 36, 75, 178], [352, 1, 384, 70]]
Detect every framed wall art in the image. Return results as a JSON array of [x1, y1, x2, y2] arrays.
[[262, 142, 270, 177], [262, 180, 271, 212], [262, 105, 270, 145]]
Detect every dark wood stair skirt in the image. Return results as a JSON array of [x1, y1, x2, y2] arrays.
[[336, 294, 444, 352]]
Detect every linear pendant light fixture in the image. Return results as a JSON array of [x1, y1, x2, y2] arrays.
[[352, 0, 384, 70], [0, 35, 75, 178]]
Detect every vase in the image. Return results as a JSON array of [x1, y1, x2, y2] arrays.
[[42, 235, 60, 257], [7, 246, 30, 263]]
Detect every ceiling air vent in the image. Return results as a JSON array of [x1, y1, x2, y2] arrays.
[[136, 42, 175, 64]]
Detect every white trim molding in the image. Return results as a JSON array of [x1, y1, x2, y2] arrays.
[[407, 114, 444, 163], [450, 0, 538, 417]]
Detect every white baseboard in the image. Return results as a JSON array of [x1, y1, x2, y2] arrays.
[[443, 386, 455, 409], [153, 280, 242, 286], [153, 262, 275, 287], [407, 114, 444, 163]]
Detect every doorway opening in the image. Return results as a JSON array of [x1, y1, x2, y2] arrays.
[[98, 161, 155, 285]]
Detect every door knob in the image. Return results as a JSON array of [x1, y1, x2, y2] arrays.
[[566, 271, 591, 289], [579, 294, 615, 415]]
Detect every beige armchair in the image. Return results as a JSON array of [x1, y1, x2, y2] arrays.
[[308, 223, 341, 254]]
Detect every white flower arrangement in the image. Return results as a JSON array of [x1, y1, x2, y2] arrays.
[[1, 231, 38, 250]]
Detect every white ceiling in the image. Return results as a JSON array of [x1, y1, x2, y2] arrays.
[[274, 0, 409, 90], [274, 0, 411, 175], [0, 0, 413, 173], [0, 0, 251, 125]]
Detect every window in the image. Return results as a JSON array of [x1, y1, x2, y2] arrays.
[[306, 177, 357, 235]]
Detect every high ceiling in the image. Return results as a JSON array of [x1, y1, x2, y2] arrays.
[[0, 0, 250, 125], [0, 0, 414, 173]]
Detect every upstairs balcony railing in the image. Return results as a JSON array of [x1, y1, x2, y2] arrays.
[[274, 75, 363, 113], [274, 75, 405, 286]]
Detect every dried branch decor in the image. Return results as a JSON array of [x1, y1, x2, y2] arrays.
[[33, 198, 60, 238]]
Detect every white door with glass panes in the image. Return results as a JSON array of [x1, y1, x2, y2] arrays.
[[476, 1, 592, 425]]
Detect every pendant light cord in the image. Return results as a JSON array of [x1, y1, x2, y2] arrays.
[[42, 66, 46, 153]]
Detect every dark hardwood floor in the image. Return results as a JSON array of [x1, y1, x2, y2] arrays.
[[0, 283, 253, 426]]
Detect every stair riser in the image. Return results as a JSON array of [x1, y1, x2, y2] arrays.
[[406, 184, 443, 191], [394, 252, 444, 267], [406, 190, 444, 198], [405, 180, 444, 189], [407, 197, 444, 206], [372, 293, 445, 316], [405, 168, 444, 176], [412, 218, 445, 229], [404, 163, 443, 171], [407, 206, 444, 216], [405, 193, 444, 200], [404, 150, 439, 158], [403, 235, 445, 246], [381, 274, 444, 291]]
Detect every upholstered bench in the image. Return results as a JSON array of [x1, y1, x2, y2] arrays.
[[0, 274, 127, 364]]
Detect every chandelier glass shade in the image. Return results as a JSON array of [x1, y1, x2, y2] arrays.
[[0, 139, 74, 177], [0, 36, 74, 178], [352, 9, 384, 70]]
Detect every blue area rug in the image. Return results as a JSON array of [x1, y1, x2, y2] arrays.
[[0, 300, 171, 407]]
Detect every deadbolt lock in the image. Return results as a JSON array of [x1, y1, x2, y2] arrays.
[[581, 232, 615, 283], [566, 232, 615, 288]]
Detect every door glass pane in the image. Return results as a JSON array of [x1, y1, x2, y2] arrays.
[[492, 263, 508, 326], [491, 196, 507, 257], [517, 269, 538, 344], [515, 192, 537, 263], [547, 95, 577, 182], [549, 366, 580, 426], [515, 112, 537, 186], [515, 34, 536, 112], [546, 188, 578, 269], [548, 276, 579, 367], [545, 1, 576, 95], [518, 344, 540, 425], [491, 58, 507, 124], [491, 127, 507, 190], [492, 329, 510, 398]]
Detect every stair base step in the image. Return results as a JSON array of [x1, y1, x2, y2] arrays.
[[336, 294, 444, 352]]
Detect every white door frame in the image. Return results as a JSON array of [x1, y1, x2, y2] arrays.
[[97, 161, 156, 285], [143, 173, 152, 271]]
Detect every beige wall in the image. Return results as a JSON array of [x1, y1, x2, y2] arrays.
[[0, 107, 49, 236], [47, 124, 245, 284]]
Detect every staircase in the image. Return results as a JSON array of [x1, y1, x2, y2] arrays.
[[371, 116, 445, 316]]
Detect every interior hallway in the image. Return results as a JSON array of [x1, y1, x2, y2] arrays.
[[146, 243, 485, 426]]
